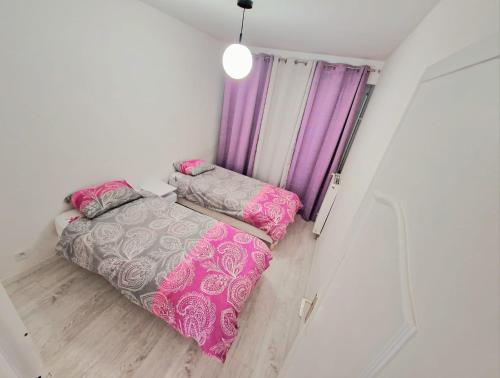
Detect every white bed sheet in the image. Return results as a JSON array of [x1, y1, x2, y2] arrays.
[[54, 209, 81, 238]]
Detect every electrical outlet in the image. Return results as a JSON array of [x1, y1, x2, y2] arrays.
[[14, 250, 30, 261]]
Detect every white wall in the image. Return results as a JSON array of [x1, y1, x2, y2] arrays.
[[0, 0, 224, 281], [306, 0, 500, 297]]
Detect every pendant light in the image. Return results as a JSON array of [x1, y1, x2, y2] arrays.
[[222, 0, 253, 80]]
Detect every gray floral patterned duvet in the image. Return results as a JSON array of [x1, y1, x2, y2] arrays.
[[56, 196, 272, 362], [169, 166, 302, 243]]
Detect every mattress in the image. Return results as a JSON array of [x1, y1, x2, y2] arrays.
[[55, 196, 271, 362], [169, 166, 302, 243], [54, 209, 81, 237]]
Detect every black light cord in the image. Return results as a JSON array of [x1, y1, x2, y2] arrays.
[[239, 9, 245, 43]]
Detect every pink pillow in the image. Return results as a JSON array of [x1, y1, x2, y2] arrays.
[[66, 180, 141, 219], [173, 159, 215, 176]]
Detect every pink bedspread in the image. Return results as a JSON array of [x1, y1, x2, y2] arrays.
[[152, 221, 272, 362], [243, 184, 302, 243]]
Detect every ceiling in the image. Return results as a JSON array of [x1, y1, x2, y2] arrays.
[[140, 0, 439, 60]]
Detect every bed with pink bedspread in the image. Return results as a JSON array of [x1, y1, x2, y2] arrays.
[[169, 166, 302, 244], [56, 195, 271, 362]]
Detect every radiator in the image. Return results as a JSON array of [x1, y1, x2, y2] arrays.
[[313, 173, 341, 236]]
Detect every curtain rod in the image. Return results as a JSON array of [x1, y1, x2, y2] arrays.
[[277, 57, 309, 65], [274, 55, 380, 73], [325, 64, 380, 73]]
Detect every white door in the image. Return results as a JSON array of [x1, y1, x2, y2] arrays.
[[280, 35, 499, 378], [0, 283, 48, 378]]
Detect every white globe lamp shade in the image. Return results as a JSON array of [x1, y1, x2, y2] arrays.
[[222, 43, 253, 79]]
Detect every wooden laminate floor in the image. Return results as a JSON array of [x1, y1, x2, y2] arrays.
[[5, 218, 315, 378]]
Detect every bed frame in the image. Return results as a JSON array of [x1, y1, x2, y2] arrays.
[[176, 198, 277, 250]]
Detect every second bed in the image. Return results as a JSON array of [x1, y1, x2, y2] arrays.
[[169, 165, 302, 247]]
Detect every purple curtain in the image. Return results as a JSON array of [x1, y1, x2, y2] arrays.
[[216, 54, 273, 176], [286, 62, 369, 221]]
